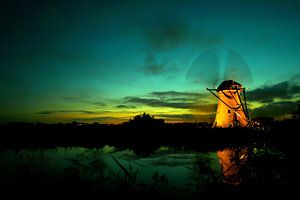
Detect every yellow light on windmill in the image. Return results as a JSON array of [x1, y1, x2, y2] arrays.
[[207, 80, 249, 128]]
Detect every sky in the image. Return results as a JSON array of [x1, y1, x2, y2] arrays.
[[1, 0, 300, 124]]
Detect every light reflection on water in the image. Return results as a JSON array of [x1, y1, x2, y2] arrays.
[[0, 146, 221, 188], [0, 144, 291, 199]]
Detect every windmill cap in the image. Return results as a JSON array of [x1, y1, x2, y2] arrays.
[[217, 80, 243, 91]]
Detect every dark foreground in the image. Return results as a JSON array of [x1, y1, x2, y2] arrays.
[[1, 119, 298, 148], [0, 120, 299, 199]]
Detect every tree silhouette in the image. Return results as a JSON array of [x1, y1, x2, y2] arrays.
[[126, 113, 164, 127]]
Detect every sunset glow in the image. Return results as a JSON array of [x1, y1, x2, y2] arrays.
[[1, 0, 300, 124]]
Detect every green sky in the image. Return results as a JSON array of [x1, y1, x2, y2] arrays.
[[1, 0, 300, 123]]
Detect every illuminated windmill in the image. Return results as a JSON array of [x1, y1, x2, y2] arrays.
[[187, 48, 252, 128], [207, 80, 249, 128]]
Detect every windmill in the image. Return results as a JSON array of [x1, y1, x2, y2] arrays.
[[207, 79, 249, 128], [187, 48, 252, 128]]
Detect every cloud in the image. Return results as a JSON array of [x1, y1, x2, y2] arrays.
[[93, 101, 106, 107], [115, 104, 136, 109], [36, 110, 95, 115], [140, 52, 178, 75], [141, 16, 222, 51], [250, 100, 300, 118], [247, 75, 300, 102], [124, 90, 210, 109], [150, 91, 206, 100], [125, 97, 192, 109], [141, 52, 165, 75], [142, 64, 164, 75], [47, 92, 92, 102], [248, 81, 291, 103], [143, 19, 189, 51], [232, 75, 300, 118]]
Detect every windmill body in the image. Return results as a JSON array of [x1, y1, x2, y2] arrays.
[[208, 80, 249, 128]]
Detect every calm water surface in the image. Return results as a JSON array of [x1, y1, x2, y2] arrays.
[[0, 146, 221, 188], [0, 145, 291, 200]]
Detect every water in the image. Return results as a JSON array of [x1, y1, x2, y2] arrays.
[[0, 145, 292, 199], [0, 146, 220, 187]]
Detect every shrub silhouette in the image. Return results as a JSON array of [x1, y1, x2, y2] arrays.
[[126, 113, 164, 127]]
